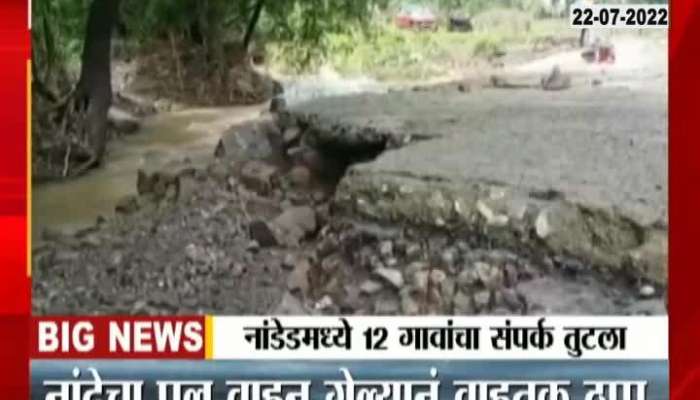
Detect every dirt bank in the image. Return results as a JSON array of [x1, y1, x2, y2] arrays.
[[32, 108, 665, 317], [33, 37, 667, 316], [289, 37, 668, 287]]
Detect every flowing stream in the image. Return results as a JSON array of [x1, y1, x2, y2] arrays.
[[31, 73, 387, 240], [32, 105, 265, 238]]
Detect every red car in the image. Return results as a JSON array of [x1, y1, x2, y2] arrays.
[[395, 5, 437, 30]]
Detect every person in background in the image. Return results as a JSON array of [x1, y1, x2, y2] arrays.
[[574, 0, 615, 64], [576, 0, 595, 47]]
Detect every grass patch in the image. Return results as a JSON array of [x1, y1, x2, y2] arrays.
[[266, 16, 574, 81]]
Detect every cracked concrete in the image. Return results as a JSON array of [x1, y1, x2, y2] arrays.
[[288, 41, 667, 285]]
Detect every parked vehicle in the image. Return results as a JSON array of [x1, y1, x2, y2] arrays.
[[394, 5, 437, 30], [448, 12, 473, 32]]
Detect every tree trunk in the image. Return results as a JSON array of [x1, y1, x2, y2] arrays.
[[243, 0, 265, 51], [74, 0, 121, 174], [204, 0, 229, 99]]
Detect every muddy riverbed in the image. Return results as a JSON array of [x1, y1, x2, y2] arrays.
[[32, 102, 665, 316], [32, 105, 266, 238], [33, 38, 667, 316], [32, 71, 390, 236]]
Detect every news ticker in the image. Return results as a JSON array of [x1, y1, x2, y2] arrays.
[[31, 360, 667, 400], [32, 316, 667, 360]]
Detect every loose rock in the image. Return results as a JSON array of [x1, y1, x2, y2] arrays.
[[314, 295, 335, 311], [239, 160, 279, 195], [500, 288, 523, 312], [360, 280, 384, 295], [405, 243, 422, 260], [282, 253, 297, 270], [400, 290, 421, 315], [288, 166, 312, 188], [379, 241, 394, 258], [185, 244, 207, 264], [287, 258, 311, 297], [374, 298, 400, 315], [283, 127, 302, 146], [232, 263, 246, 278], [115, 195, 141, 215], [273, 292, 308, 315], [453, 291, 475, 314], [535, 210, 552, 239], [108, 107, 141, 134], [374, 268, 404, 290], [473, 290, 491, 312], [441, 248, 458, 269], [248, 220, 277, 247], [219, 124, 275, 160], [457, 268, 478, 288], [475, 262, 502, 289], [639, 285, 656, 299], [271, 206, 317, 247]]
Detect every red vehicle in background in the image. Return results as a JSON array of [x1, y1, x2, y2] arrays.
[[394, 5, 437, 30]]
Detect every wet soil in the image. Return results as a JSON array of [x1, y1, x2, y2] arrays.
[[32, 110, 666, 316], [32, 37, 667, 316]]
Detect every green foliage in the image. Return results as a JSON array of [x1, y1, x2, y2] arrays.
[[120, 0, 191, 40], [261, 0, 388, 71], [471, 8, 533, 34], [387, 0, 547, 15], [120, 0, 253, 43], [32, 0, 388, 82], [267, 14, 572, 81], [30, 0, 578, 84], [328, 25, 447, 79], [32, 0, 87, 76], [471, 35, 505, 58]]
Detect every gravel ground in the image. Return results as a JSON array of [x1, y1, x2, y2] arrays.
[[32, 138, 665, 316], [33, 38, 668, 316]]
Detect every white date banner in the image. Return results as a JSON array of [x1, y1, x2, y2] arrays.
[[570, 4, 669, 28], [209, 316, 667, 360]]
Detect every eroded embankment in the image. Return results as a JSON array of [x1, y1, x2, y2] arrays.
[[32, 84, 667, 317], [285, 85, 668, 287], [334, 171, 666, 285]]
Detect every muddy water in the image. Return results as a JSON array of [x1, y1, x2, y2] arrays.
[[32, 104, 265, 238], [32, 72, 386, 240]]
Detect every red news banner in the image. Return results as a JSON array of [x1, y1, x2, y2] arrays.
[[32, 317, 206, 359], [30, 316, 666, 399], [31, 316, 666, 360], [9, 0, 699, 397]]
